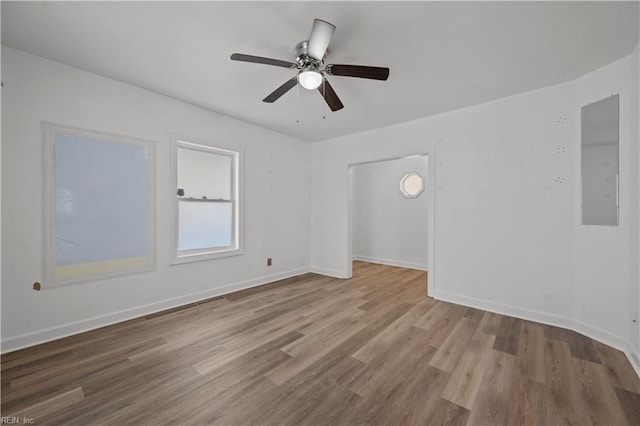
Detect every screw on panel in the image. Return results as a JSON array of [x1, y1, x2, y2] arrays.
[[554, 177, 565, 184], [556, 117, 567, 124], [556, 146, 567, 154], [436, 138, 444, 145]]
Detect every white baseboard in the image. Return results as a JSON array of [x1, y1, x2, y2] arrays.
[[353, 255, 428, 271], [626, 344, 640, 378], [1, 267, 310, 354], [433, 289, 573, 330], [572, 319, 628, 352], [309, 266, 347, 279], [433, 289, 633, 370]]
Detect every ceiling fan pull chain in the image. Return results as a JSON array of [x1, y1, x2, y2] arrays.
[[322, 78, 326, 120]]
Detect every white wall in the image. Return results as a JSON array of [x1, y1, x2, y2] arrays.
[[310, 52, 638, 366], [312, 81, 574, 317], [1, 47, 311, 352], [352, 156, 428, 270], [311, 122, 437, 280], [572, 55, 634, 352], [629, 41, 640, 372]]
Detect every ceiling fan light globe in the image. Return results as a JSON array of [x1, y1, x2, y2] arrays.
[[298, 70, 323, 90]]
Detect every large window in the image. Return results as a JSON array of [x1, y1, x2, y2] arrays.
[[172, 137, 242, 263], [43, 123, 156, 287]]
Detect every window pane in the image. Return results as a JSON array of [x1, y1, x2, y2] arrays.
[[178, 201, 232, 251], [177, 147, 232, 200], [402, 175, 423, 196], [55, 133, 149, 265], [400, 172, 425, 198]]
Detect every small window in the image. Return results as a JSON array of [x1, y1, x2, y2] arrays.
[[172, 137, 243, 263], [400, 172, 425, 198]]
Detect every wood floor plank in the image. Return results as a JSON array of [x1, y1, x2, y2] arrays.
[[477, 311, 503, 336], [614, 387, 640, 426], [596, 341, 640, 393], [414, 302, 466, 347], [351, 298, 433, 363], [313, 354, 368, 391], [493, 316, 521, 355], [268, 302, 414, 390], [423, 398, 471, 426], [2, 261, 636, 425], [3, 337, 167, 413], [279, 377, 364, 426], [282, 307, 365, 353], [349, 327, 437, 400], [517, 321, 547, 384], [223, 273, 318, 300], [441, 331, 496, 410], [429, 317, 479, 372], [572, 358, 628, 425], [266, 316, 368, 385], [464, 306, 486, 323], [389, 366, 451, 424], [7, 387, 84, 420], [467, 349, 518, 425], [510, 376, 549, 426], [545, 325, 602, 364], [193, 312, 308, 375], [545, 339, 581, 424]]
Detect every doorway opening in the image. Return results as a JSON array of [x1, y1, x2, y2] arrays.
[[347, 154, 432, 296]]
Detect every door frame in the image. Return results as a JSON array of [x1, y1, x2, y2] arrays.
[[346, 152, 436, 297]]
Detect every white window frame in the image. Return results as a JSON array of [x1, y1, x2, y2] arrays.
[[170, 134, 244, 265]]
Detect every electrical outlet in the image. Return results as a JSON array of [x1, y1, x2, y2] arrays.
[[267, 258, 272, 267]]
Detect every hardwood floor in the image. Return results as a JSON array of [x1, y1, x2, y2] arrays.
[[2, 261, 639, 425]]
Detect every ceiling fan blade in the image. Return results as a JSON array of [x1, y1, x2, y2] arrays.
[[326, 64, 390, 81], [263, 77, 298, 103], [231, 53, 297, 69], [318, 79, 344, 111], [307, 19, 336, 61]]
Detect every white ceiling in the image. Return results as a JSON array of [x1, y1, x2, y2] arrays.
[[2, 1, 639, 142]]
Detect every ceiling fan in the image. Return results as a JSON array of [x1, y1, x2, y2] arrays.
[[230, 19, 390, 112]]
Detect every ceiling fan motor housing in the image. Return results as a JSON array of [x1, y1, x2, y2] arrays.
[[295, 40, 325, 67]]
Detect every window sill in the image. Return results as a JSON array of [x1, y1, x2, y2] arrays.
[[170, 247, 244, 265]]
